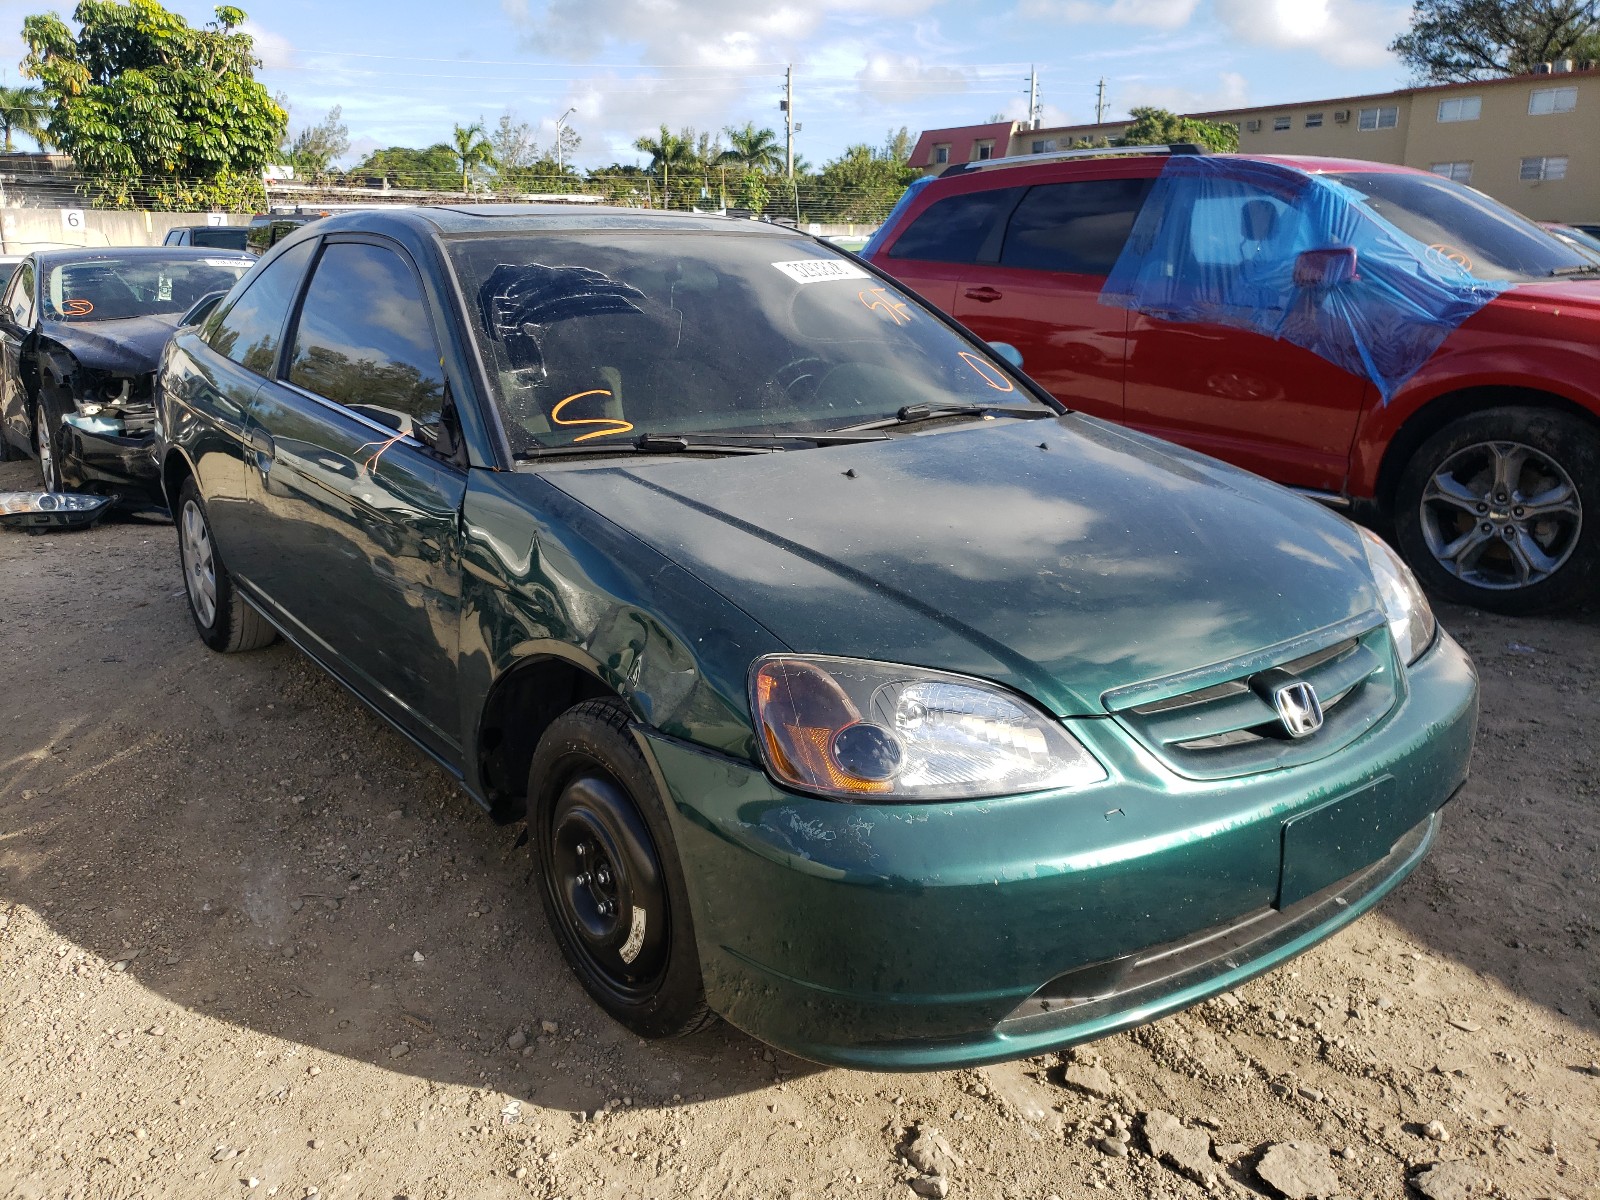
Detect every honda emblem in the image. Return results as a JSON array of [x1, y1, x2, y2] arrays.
[[1271, 681, 1324, 739]]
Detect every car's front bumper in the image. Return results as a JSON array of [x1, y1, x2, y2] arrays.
[[638, 630, 1478, 1070], [60, 417, 165, 512]]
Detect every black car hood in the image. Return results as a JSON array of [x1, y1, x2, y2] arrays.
[[540, 415, 1382, 717], [38, 314, 184, 374]]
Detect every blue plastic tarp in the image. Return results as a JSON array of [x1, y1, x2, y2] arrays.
[[1099, 156, 1510, 401]]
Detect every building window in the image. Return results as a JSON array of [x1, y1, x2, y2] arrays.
[[1436, 96, 1481, 122], [1520, 155, 1568, 181], [1357, 106, 1399, 131], [1529, 86, 1577, 115], [1431, 161, 1473, 182], [1272, 115, 1291, 131], [1305, 112, 1324, 128], [973, 141, 994, 161], [932, 145, 949, 165], [1031, 139, 1056, 154]]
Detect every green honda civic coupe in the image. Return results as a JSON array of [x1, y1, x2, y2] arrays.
[[153, 206, 1477, 1070]]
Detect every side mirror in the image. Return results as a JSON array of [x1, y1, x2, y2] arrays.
[[1294, 246, 1358, 288], [987, 341, 1024, 370]]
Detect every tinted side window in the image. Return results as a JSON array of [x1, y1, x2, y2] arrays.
[[206, 239, 316, 377], [6, 263, 35, 326], [887, 187, 1021, 264], [287, 242, 446, 435], [1000, 178, 1154, 275]]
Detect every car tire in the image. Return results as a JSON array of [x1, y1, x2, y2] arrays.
[[35, 401, 65, 492], [527, 697, 715, 1040], [175, 477, 278, 653], [1393, 406, 1600, 614]]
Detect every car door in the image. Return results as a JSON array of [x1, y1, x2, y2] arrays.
[[1120, 180, 1368, 493], [873, 184, 1024, 312], [0, 260, 35, 452], [952, 174, 1154, 423], [239, 234, 468, 759], [169, 238, 318, 550]]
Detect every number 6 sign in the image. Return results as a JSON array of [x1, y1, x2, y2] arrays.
[[61, 208, 85, 231]]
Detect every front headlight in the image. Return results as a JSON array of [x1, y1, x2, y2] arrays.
[[749, 656, 1106, 801], [1358, 527, 1436, 665]]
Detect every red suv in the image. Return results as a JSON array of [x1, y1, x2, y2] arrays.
[[865, 147, 1600, 614]]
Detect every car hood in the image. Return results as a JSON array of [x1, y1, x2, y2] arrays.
[[1497, 277, 1600, 315], [38, 314, 183, 374], [542, 416, 1381, 717]]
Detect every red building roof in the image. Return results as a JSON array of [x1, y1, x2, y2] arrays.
[[908, 122, 1016, 169]]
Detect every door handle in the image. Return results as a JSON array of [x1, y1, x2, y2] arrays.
[[963, 286, 1003, 303], [245, 428, 274, 471]]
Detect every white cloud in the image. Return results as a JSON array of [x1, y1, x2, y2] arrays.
[[1212, 0, 1408, 68], [855, 53, 970, 108], [242, 21, 297, 71], [1115, 69, 1250, 116], [1017, 0, 1201, 30]]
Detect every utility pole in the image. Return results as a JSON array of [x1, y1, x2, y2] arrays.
[[1095, 77, 1107, 125], [1026, 66, 1040, 129], [781, 65, 794, 179]]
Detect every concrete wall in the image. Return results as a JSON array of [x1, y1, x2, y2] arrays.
[[0, 209, 250, 254]]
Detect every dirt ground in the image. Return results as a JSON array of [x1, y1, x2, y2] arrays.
[[1, 454, 1597, 1200]]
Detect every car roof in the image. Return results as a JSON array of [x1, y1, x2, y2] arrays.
[[309, 204, 798, 240], [928, 149, 1427, 185], [31, 246, 252, 267]]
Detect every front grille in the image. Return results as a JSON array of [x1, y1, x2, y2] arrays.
[[1108, 620, 1401, 780]]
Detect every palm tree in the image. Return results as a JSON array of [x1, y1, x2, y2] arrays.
[[450, 121, 495, 194], [717, 122, 783, 174], [633, 124, 693, 208], [0, 85, 50, 153]]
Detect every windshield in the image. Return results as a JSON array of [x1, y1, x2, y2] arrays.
[[1328, 171, 1592, 282], [447, 230, 1046, 453], [43, 255, 253, 323]]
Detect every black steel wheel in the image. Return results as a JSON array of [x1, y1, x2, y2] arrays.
[[1394, 407, 1600, 614], [528, 698, 713, 1039]]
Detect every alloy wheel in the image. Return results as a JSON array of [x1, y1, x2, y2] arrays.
[[180, 499, 218, 628], [35, 405, 58, 492], [1418, 439, 1582, 591]]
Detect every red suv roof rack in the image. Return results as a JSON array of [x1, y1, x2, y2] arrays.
[[946, 142, 1208, 176]]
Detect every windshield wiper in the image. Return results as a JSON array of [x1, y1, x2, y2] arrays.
[[1549, 263, 1600, 277], [513, 429, 889, 461], [834, 402, 1055, 432]]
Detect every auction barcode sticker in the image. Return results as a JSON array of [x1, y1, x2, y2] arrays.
[[772, 259, 870, 284], [205, 258, 253, 268]]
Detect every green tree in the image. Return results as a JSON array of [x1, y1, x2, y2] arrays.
[[815, 143, 920, 222], [881, 125, 914, 164], [350, 144, 459, 189], [283, 105, 349, 181], [734, 168, 769, 212], [1119, 106, 1239, 153], [22, 2, 286, 210], [451, 120, 495, 194], [634, 124, 693, 208], [718, 121, 783, 173], [0, 84, 51, 152], [1391, 0, 1600, 81]]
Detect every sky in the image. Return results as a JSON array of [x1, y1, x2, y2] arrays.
[[0, 0, 1420, 169]]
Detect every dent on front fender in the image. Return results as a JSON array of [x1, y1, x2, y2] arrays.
[[456, 470, 784, 793]]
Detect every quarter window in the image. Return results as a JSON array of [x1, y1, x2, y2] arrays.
[[1529, 86, 1577, 115], [1358, 106, 1399, 131], [887, 187, 1023, 264], [1520, 155, 1568, 181], [999, 178, 1155, 275], [1437, 96, 1481, 122], [1431, 161, 1473, 182], [206, 239, 316, 378], [287, 241, 446, 436]]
